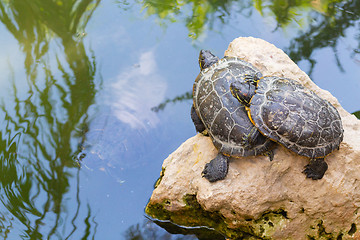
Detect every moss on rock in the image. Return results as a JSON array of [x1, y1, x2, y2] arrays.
[[146, 194, 297, 239]]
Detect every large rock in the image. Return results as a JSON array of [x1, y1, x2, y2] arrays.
[[146, 37, 360, 239]]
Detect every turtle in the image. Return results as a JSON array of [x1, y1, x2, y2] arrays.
[[230, 75, 344, 180], [191, 50, 275, 182]]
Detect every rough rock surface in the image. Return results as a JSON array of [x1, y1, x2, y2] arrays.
[[146, 37, 360, 239]]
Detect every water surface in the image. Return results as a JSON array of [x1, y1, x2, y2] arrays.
[[0, 0, 359, 239]]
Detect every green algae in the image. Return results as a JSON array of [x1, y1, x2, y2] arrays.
[[305, 220, 358, 240], [146, 194, 291, 239], [146, 192, 358, 239], [153, 167, 165, 189]]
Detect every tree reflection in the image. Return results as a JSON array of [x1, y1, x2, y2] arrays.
[[286, 0, 360, 75], [139, 0, 251, 39], [0, 0, 100, 238], [139, 0, 344, 39], [146, 0, 360, 112], [353, 111, 360, 120], [151, 91, 192, 112], [139, 0, 360, 72], [124, 218, 226, 240]]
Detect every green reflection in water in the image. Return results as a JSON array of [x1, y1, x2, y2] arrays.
[[151, 91, 192, 112], [139, 0, 247, 39], [353, 111, 360, 120], [254, 0, 338, 28], [139, 0, 360, 75], [139, 0, 345, 39], [124, 219, 203, 240], [0, 0, 100, 238], [286, 0, 360, 75], [146, 0, 360, 112]]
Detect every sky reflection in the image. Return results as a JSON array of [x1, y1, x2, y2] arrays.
[[110, 50, 167, 129]]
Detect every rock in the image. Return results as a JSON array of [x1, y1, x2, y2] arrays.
[[145, 37, 360, 239]]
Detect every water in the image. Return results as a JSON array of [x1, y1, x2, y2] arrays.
[[0, 0, 359, 239]]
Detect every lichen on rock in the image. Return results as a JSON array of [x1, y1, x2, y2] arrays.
[[145, 37, 360, 239]]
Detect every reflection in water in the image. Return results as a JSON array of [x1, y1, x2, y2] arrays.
[[110, 50, 167, 129], [0, 211, 13, 238], [141, 0, 239, 39], [142, 0, 360, 114], [0, 0, 357, 238], [140, 0, 342, 39], [140, 0, 360, 75], [286, 0, 360, 75], [79, 50, 168, 177], [353, 111, 360, 120], [124, 219, 197, 240], [152, 91, 192, 112], [0, 0, 100, 238], [124, 218, 229, 240]]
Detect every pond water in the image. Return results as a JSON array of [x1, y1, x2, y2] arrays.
[[0, 0, 359, 239]]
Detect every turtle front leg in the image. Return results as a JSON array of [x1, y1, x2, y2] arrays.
[[191, 105, 207, 135], [241, 126, 261, 149], [263, 150, 274, 161], [243, 124, 275, 161], [303, 158, 328, 180], [202, 154, 229, 182]]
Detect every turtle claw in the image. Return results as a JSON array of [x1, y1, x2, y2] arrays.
[[303, 158, 328, 180], [202, 154, 229, 182], [240, 136, 251, 149], [263, 150, 274, 161], [241, 127, 261, 150]]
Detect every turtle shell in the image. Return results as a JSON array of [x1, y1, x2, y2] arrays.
[[193, 57, 274, 157], [249, 76, 344, 158]]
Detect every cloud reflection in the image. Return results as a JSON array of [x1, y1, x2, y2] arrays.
[[110, 50, 166, 129]]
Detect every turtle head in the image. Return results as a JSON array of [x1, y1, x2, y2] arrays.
[[230, 75, 260, 107], [199, 50, 219, 70]]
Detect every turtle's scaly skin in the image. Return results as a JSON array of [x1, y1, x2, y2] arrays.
[[249, 76, 344, 158], [193, 57, 274, 158]]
